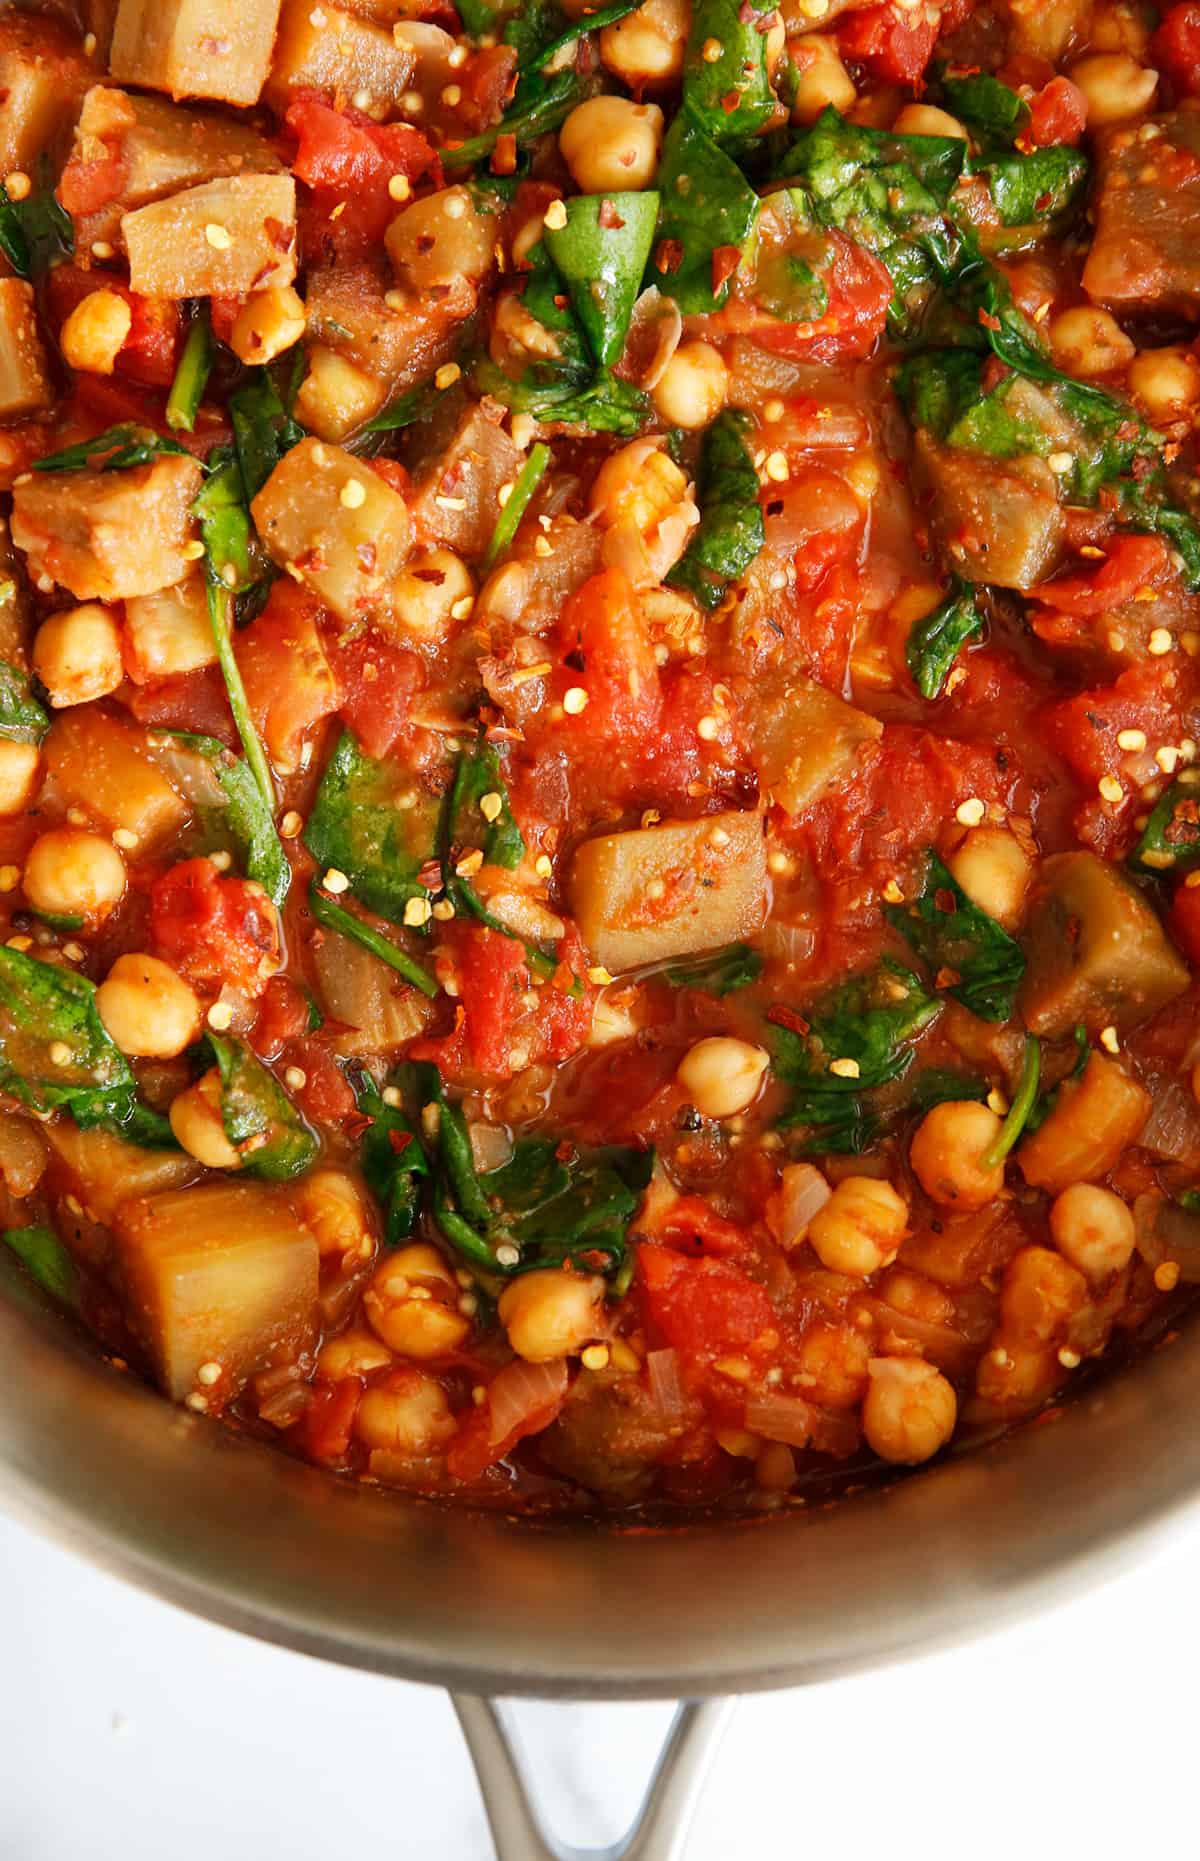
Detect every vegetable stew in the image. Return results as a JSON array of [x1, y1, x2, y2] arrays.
[[1, 0, 1199, 1513]]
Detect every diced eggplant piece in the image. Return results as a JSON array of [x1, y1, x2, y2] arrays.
[[251, 437, 412, 623], [266, 0, 415, 116], [45, 1120, 199, 1226], [62, 85, 282, 250], [1018, 1053, 1150, 1194], [115, 1181, 319, 1404], [122, 174, 297, 299], [1084, 108, 1200, 317], [123, 573, 217, 683], [410, 405, 527, 558], [43, 709, 191, 850], [1020, 851, 1189, 1036], [110, 0, 284, 106], [385, 186, 498, 309], [912, 430, 1066, 591], [294, 347, 387, 443], [994, 0, 1091, 61], [0, 517, 33, 666], [571, 810, 768, 973], [749, 675, 882, 815], [304, 261, 462, 395], [0, 281, 52, 422], [311, 930, 438, 1055], [11, 453, 202, 602], [0, 13, 89, 177]]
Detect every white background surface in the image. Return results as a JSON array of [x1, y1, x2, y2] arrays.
[[0, 1502, 1194, 1860]]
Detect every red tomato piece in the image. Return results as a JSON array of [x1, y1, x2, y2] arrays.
[[286, 95, 442, 264], [1034, 535, 1172, 616], [1170, 882, 1200, 964], [1043, 661, 1187, 789], [446, 1359, 569, 1483], [324, 627, 426, 759], [252, 975, 314, 1055], [556, 568, 662, 743], [124, 667, 238, 747], [287, 1038, 359, 1125], [45, 265, 182, 389], [837, 2, 939, 83], [1026, 76, 1087, 146], [411, 924, 530, 1080], [638, 1243, 775, 1359], [746, 232, 892, 362], [150, 856, 282, 996], [236, 580, 339, 774], [292, 1379, 361, 1464], [57, 147, 126, 217], [1153, 1, 1200, 94], [536, 926, 595, 1063]]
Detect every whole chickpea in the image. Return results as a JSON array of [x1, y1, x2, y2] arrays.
[[1128, 345, 1200, 424], [316, 1326, 394, 1381], [1049, 1183, 1136, 1283], [807, 1175, 908, 1277], [675, 1036, 769, 1119], [293, 1168, 373, 1258], [892, 102, 969, 139], [386, 187, 497, 309], [1070, 52, 1158, 124], [229, 286, 307, 368], [559, 96, 664, 193], [1049, 306, 1135, 379], [947, 825, 1033, 931], [33, 603, 124, 708], [795, 1321, 871, 1408], [909, 1100, 1005, 1211], [23, 828, 125, 922], [391, 547, 474, 643], [498, 1267, 605, 1362], [975, 1334, 1061, 1412], [788, 34, 857, 123], [590, 438, 698, 582], [862, 1356, 957, 1464], [999, 1244, 1088, 1346], [169, 1068, 240, 1169], [0, 739, 41, 816], [600, 0, 689, 86], [59, 288, 132, 376], [96, 953, 201, 1059], [652, 341, 729, 430], [364, 1243, 472, 1359], [353, 1367, 457, 1454]]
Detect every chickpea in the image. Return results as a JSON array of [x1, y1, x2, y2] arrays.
[[353, 1367, 457, 1454], [294, 346, 385, 443], [23, 828, 125, 922], [807, 1176, 908, 1277], [1128, 345, 1200, 424], [795, 1321, 870, 1408], [229, 286, 307, 368], [96, 953, 201, 1059], [0, 739, 41, 815], [947, 826, 1033, 932], [999, 1244, 1088, 1346], [975, 1334, 1060, 1412], [1049, 1183, 1136, 1283], [391, 547, 475, 644], [676, 1037, 769, 1119], [316, 1326, 394, 1381], [364, 1243, 472, 1359], [600, 0, 689, 86], [498, 1267, 605, 1362], [1090, 0, 1152, 57], [559, 96, 664, 193], [892, 102, 969, 140], [386, 187, 496, 309], [1070, 52, 1158, 125], [652, 341, 729, 430], [755, 1440, 797, 1491], [862, 1357, 957, 1465], [59, 288, 132, 376], [293, 1167, 373, 1258], [590, 438, 698, 583], [909, 1101, 1005, 1211], [490, 288, 563, 367], [788, 34, 856, 124], [33, 603, 123, 708], [169, 1068, 240, 1170], [1049, 306, 1135, 380]]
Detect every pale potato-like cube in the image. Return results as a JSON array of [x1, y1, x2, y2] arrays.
[[124, 574, 217, 683], [1018, 1054, 1151, 1195], [110, 0, 284, 106], [45, 1120, 200, 1226], [0, 281, 53, 422], [410, 405, 526, 558], [43, 709, 191, 850], [571, 810, 767, 972], [749, 676, 882, 815], [294, 345, 387, 442], [251, 438, 411, 623], [123, 174, 297, 299], [63, 85, 282, 249], [115, 1181, 319, 1404], [11, 454, 202, 602], [266, 0, 415, 117], [0, 13, 88, 176]]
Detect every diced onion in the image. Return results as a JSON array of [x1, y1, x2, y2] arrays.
[[254, 1364, 312, 1429], [1135, 1194, 1200, 1283], [646, 1346, 684, 1420], [469, 1121, 513, 1173], [744, 1391, 815, 1447], [634, 289, 683, 390], [1139, 1083, 1200, 1165], [487, 1357, 568, 1446], [0, 1117, 48, 1196], [772, 1163, 831, 1250]]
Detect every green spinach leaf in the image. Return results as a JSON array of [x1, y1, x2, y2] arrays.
[[165, 312, 215, 434], [543, 191, 661, 368], [33, 424, 192, 475], [683, 0, 779, 146], [0, 947, 135, 1125], [2, 1224, 79, 1306], [667, 409, 764, 609], [664, 943, 764, 995], [309, 882, 439, 998], [0, 662, 48, 743], [886, 850, 1025, 1022], [0, 177, 73, 280], [652, 105, 760, 314], [229, 368, 304, 502], [164, 730, 289, 908], [207, 1034, 318, 1180], [304, 729, 436, 923], [1129, 768, 1200, 875], [905, 579, 984, 699], [354, 1070, 429, 1246]]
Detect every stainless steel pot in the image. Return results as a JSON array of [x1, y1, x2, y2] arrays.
[[3, 1254, 1198, 1857]]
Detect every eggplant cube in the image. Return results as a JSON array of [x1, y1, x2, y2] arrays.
[[122, 173, 297, 299], [0, 280, 53, 421], [266, 0, 415, 117], [115, 1181, 319, 1403], [252, 437, 412, 623], [110, 0, 284, 106], [11, 454, 203, 602], [571, 810, 767, 972]]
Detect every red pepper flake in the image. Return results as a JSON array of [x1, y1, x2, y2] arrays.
[[388, 1128, 414, 1156], [491, 133, 517, 176], [711, 243, 741, 293], [597, 197, 626, 229], [767, 1004, 810, 1035], [417, 857, 444, 891], [554, 1138, 577, 1162], [934, 887, 958, 915], [720, 88, 742, 113], [977, 308, 1002, 331], [654, 238, 684, 275]]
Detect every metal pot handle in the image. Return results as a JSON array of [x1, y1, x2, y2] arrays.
[[451, 1694, 736, 1861]]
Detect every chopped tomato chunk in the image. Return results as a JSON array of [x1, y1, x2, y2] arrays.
[[638, 1243, 776, 1359], [150, 857, 282, 996], [1152, 1, 1200, 94], [286, 95, 442, 264], [1026, 77, 1087, 146]]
